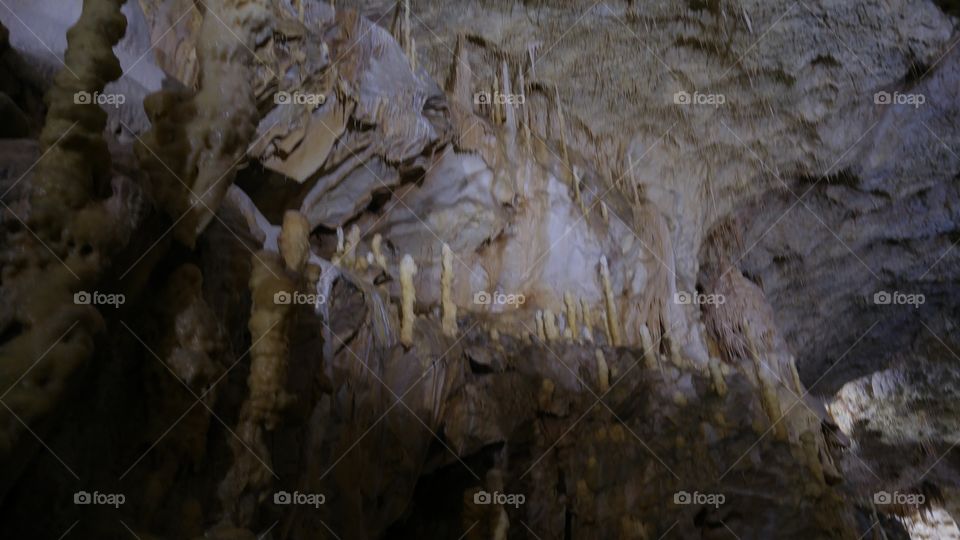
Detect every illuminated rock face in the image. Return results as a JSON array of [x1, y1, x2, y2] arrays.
[[0, 1, 959, 538]]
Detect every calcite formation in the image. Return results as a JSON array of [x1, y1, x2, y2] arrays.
[[0, 0, 959, 538], [0, 0, 131, 456], [399, 253, 417, 348]]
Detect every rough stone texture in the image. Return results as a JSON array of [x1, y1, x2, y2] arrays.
[[0, 0, 958, 538]]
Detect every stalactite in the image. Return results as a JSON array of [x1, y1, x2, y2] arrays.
[[519, 68, 531, 154], [441, 243, 457, 337], [535, 310, 546, 341], [555, 85, 572, 187], [400, 254, 418, 347], [572, 167, 586, 215], [410, 36, 417, 71], [403, 0, 411, 64], [500, 60, 516, 145]]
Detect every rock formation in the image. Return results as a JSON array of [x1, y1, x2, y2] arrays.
[[0, 0, 958, 538]]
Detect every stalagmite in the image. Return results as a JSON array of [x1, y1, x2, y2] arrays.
[[668, 336, 684, 368], [564, 292, 580, 341], [279, 210, 310, 273], [599, 310, 613, 344], [346, 225, 360, 266], [543, 309, 560, 341], [800, 431, 827, 489], [708, 358, 727, 397], [595, 349, 610, 392], [0, 0, 129, 456], [219, 250, 294, 524], [580, 297, 595, 343], [400, 254, 418, 347], [333, 225, 361, 268], [372, 233, 388, 269], [441, 244, 457, 337], [135, 0, 267, 246], [745, 323, 787, 441], [788, 357, 806, 395], [599, 256, 622, 346], [0, 1, 933, 538], [639, 323, 658, 370]]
